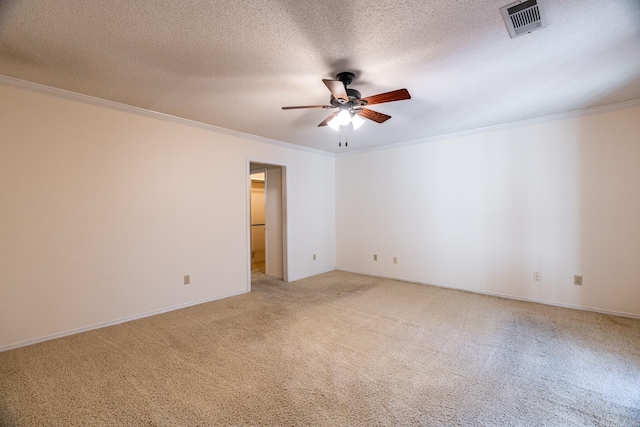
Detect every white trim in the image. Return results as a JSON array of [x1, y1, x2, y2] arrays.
[[0, 290, 248, 353], [5, 268, 636, 352], [246, 161, 254, 291], [279, 167, 289, 283], [337, 98, 640, 157], [0, 75, 334, 157], [5, 74, 638, 159], [336, 268, 640, 320], [288, 268, 336, 282]]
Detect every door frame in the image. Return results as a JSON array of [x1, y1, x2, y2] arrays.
[[246, 158, 289, 291]]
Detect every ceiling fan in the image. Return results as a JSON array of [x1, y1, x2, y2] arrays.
[[282, 72, 411, 130]]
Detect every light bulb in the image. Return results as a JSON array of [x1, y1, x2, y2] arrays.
[[327, 115, 341, 131], [351, 114, 365, 130], [337, 109, 351, 126]]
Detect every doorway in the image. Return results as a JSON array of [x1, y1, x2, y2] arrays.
[[250, 171, 266, 273], [248, 162, 287, 286]]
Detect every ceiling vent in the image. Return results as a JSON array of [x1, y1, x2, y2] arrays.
[[500, 0, 548, 38]]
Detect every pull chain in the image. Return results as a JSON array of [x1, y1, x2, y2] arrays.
[[338, 124, 349, 147]]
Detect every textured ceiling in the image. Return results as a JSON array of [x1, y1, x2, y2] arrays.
[[1, 0, 639, 153]]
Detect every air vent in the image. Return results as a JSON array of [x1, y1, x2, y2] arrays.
[[500, 0, 548, 38]]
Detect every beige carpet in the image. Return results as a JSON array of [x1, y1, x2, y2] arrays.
[[1, 271, 639, 426]]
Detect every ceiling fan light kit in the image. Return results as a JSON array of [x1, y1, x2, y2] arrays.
[[282, 72, 411, 134], [336, 109, 352, 126], [327, 116, 341, 131], [327, 109, 367, 131], [351, 114, 365, 130]]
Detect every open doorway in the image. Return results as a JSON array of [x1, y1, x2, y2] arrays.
[[248, 162, 288, 287], [250, 171, 266, 273]]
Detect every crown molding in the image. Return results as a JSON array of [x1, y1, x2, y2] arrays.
[[337, 98, 640, 157], [4, 74, 638, 160], [0, 75, 335, 158]]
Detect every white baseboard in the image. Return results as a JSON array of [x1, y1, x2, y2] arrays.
[[288, 268, 337, 282], [336, 268, 640, 320], [5, 269, 636, 353], [0, 290, 248, 353]]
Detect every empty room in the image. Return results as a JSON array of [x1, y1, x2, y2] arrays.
[[1, 0, 639, 425]]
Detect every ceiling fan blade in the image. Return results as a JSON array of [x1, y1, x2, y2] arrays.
[[357, 108, 391, 124], [359, 88, 411, 106], [322, 79, 348, 103], [318, 112, 338, 127], [282, 105, 333, 110]]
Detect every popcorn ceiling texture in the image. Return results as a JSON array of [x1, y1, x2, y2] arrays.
[[1, 271, 639, 425], [0, 0, 639, 152]]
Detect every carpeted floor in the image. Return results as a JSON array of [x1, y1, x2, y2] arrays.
[[1, 271, 639, 426]]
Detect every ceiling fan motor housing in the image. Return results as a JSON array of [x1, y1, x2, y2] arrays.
[[330, 88, 362, 108]]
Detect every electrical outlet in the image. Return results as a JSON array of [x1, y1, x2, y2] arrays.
[[533, 272, 541, 281], [373, 254, 377, 261], [184, 275, 190, 285], [393, 257, 398, 264], [574, 275, 582, 286], [313, 254, 316, 261]]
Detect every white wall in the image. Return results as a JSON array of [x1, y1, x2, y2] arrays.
[[3, 78, 637, 352], [0, 81, 336, 350], [336, 104, 640, 317]]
